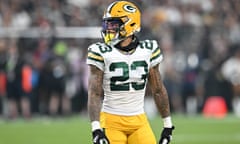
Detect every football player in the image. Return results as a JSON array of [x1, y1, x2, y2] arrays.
[[87, 1, 174, 144]]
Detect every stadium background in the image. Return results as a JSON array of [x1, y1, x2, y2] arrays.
[[0, 0, 240, 143]]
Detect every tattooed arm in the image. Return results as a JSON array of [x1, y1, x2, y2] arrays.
[[148, 64, 175, 144], [147, 64, 170, 118], [88, 65, 109, 144], [88, 65, 104, 122]]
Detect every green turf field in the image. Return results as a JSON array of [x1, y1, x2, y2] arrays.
[[0, 114, 239, 144]]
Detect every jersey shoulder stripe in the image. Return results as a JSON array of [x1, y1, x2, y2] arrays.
[[139, 39, 163, 66], [151, 47, 161, 62], [88, 50, 104, 63], [87, 42, 105, 63]]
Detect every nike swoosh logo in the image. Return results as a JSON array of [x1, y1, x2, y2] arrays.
[[93, 135, 99, 143]]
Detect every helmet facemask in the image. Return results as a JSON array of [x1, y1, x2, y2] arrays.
[[101, 18, 126, 46]]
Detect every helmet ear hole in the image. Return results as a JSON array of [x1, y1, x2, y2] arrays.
[[130, 23, 136, 27]]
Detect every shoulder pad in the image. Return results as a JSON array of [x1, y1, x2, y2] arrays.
[[88, 42, 112, 54], [139, 39, 159, 51]]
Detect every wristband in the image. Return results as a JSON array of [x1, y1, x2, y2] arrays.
[[91, 121, 101, 131], [163, 116, 173, 128]]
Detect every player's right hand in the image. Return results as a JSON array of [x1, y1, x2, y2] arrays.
[[92, 129, 110, 144], [159, 126, 175, 144]]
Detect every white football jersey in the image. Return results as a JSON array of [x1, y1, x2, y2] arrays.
[[87, 40, 163, 115]]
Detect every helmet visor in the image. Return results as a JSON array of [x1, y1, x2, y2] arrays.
[[102, 18, 124, 45], [102, 18, 123, 33]]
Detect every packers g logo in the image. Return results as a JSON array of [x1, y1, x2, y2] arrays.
[[123, 4, 136, 13]]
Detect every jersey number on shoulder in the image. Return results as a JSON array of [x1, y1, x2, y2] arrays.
[[110, 61, 148, 91]]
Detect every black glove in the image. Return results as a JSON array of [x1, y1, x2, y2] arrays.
[[159, 126, 175, 144], [92, 129, 110, 144]]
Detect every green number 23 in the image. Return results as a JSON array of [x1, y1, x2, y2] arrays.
[[110, 61, 148, 91]]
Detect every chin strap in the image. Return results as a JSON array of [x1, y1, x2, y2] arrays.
[[115, 36, 139, 52]]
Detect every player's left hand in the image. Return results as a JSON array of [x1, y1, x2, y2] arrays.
[[159, 126, 175, 144]]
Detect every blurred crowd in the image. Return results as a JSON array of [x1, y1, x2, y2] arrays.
[[0, 0, 240, 119]]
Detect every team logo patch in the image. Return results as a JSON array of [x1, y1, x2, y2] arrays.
[[123, 4, 136, 13]]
